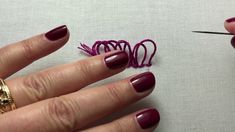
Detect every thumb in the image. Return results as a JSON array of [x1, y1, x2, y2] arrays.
[[224, 17, 235, 34]]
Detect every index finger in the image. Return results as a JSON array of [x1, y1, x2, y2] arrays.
[[0, 25, 69, 78]]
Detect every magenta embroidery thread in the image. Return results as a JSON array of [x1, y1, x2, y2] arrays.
[[78, 39, 157, 68]]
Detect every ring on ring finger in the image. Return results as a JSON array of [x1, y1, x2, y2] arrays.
[[0, 79, 16, 114]]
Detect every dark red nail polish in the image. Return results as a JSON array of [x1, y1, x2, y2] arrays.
[[231, 36, 235, 48], [226, 17, 235, 23], [136, 108, 160, 129], [45, 25, 68, 41], [131, 72, 155, 93], [104, 51, 129, 69]]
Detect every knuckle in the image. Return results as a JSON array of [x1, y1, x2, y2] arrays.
[[0, 46, 10, 63], [22, 73, 50, 102], [45, 97, 77, 131], [105, 83, 125, 106], [112, 118, 140, 132], [111, 120, 127, 132], [73, 60, 92, 82], [20, 39, 37, 61]]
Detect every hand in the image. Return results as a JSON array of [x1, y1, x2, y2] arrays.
[[0, 25, 160, 132], [224, 17, 235, 48]]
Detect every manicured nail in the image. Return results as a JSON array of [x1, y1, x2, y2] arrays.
[[136, 108, 160, 129], [231, 36, 235, 48], [131, 72, 155, 93], [45, 25, 68, 41], [104, 51, 129, 69], [226, 17, 235, 23]]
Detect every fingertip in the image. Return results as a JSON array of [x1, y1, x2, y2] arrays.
[[230, 36, 235, 48], [103, 50, 129, 70], [130, 72, 156, 93], [135, 108, 160, 130], [45, 25, 68, 40], [37, 25, 70, 54], [42, 25, 70, 47], [224, 17, 235, 34]]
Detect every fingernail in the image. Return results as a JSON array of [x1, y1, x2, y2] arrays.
[[104, 51, 129, 69], [131, 72, 155, 93], [231, 36, 235, 48], [45, 25, 68, 41], [136, 108, 160, 129], [226, 17, 235, 23]]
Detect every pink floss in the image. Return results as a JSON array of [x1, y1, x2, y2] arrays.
[[78, 39, 157, 68]]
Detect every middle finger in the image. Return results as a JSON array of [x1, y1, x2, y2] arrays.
[[6, 51, 129, 107]]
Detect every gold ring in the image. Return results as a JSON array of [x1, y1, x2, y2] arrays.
[[0, 79, 16, 114]]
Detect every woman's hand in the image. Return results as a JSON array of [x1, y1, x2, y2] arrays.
[[224, 17, 235, 48], [0, 25, 160, 132]]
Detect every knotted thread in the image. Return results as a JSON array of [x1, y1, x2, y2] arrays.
[[78, 39, 157, 68]]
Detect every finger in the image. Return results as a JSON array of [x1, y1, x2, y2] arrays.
[[0, 72, 155, 132], [224, 17, 235, 34], [7, 50, 129, 107], [0, 25, 69, 78], [83, 108, 160, 132], [231, 36, 235, 48]]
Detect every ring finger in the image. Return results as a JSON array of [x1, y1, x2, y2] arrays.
[[6, 51, 129, 107]]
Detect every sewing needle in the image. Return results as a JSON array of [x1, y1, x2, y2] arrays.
[[192, 31, 234, 35]]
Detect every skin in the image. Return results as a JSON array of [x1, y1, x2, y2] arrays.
[[225, 19, 235, 34], [0, 27, 157, 132], [0, 18, 231, 132]]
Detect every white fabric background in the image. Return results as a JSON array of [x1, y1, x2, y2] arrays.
[[0, 0, 235, 131]]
